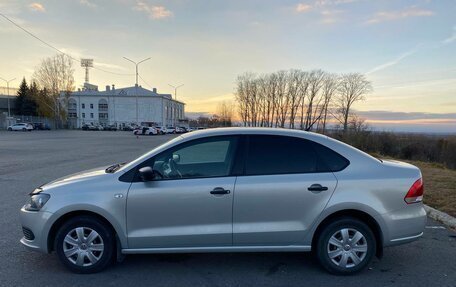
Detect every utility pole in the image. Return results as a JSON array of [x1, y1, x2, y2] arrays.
[[123, 57, 151, 124], [0, 77, 16, 117], [168, 83, 184, 101]]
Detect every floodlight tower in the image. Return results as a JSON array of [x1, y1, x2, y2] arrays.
[[80, 59, 94, 83]]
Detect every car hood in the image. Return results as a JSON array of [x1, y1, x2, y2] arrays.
[[40, 166, 109, 190]]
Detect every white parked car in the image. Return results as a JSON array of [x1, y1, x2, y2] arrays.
[[164, 127, 176, 134], [7, 123, 33, 131], [133, 127, 158, 136]]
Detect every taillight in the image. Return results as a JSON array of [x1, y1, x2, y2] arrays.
[[404, 178, 424, 204]]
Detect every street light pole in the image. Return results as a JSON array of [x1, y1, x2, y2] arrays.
[[123, 57, 151, 124], [168, 83, 184, 101], [0, 77, 16, 117]]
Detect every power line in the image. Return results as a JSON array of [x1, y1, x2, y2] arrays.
[[138, 74, 154, 90], [0, 13, 134, 76]]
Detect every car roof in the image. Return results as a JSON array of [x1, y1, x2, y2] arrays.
[[180, 127, 328, 141]]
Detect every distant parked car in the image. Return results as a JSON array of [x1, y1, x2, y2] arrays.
[[122, 125, 137, 131], [32, 122, 51, 130], [104, 125, 118, 131], [133, 127, 157, 136], [7, 123, 33, 132], [154, 126, 165, 135], [176, 127, 188, 133], [164, 127, 176, 134], [81, 124, 103, 131]]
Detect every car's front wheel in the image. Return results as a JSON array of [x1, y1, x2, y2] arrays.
[[55, 216, 115, 273], [315, 217, 375, 275]]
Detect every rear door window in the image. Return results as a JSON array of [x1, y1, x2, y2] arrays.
[[246, 135, 317, 175]]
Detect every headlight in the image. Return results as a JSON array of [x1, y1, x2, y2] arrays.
[[24, 193, 50, 211]]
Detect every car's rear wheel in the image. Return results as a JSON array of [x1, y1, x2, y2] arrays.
[[55, 216, 115, 273], [315, 217, 375, 275], [7, 127, 12, 131]]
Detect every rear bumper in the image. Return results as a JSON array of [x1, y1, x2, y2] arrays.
[[381, 203, 427, 247]]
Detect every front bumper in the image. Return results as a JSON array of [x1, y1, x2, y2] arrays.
[[19, 206, 53, 253]]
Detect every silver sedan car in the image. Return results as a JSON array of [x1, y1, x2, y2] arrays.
[[20, 128, 426, 274]]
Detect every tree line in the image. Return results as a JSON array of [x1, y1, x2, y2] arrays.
[[234, 69, 372, 133]]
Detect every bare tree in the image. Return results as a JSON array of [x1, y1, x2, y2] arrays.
[[33, 54, 75, 127], [335, 73, 372, 132], [216, 101, 234, 127], [319, 73, 339, 133], [304, 69, 325, 131], [275, 71, 289, 128], [287, 70, 306, 129], [235, 73, 252, 126]]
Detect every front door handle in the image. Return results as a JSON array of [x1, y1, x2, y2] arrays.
[[307, 184, 328, 192], [210, 187, 230, 195]]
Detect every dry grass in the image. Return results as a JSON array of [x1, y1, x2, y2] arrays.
[[405, 160, 456, 218]]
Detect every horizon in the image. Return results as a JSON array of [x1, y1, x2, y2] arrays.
[[0, 0, 455, 132]]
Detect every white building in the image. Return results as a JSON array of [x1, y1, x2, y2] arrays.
[[63, 83, 186, 129]]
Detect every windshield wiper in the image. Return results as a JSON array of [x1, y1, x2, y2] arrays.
[[105, 162, 126, 173]]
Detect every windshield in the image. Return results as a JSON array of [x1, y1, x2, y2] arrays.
[[117, 136, 184, 172]]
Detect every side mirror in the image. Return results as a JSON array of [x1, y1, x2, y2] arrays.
[[172, 154, 180, 163], [138, 166, 156, 182]]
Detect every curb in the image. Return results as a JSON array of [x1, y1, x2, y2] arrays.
[[424, 204, 456, 230]]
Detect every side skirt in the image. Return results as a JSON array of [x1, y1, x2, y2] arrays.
[[122, 245, 312, 254]]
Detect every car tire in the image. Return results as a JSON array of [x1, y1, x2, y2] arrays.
[[7, 128, 12, 131], [315, 217, 376, 275], [55, 216, 115, 274], [22, 128, 26, 131]]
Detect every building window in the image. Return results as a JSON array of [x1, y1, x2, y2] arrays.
[[68, 112, 77, 118], [82, 103, 85, 109], [98, 99, 108, 111], [82, 113, 85, 118], [90, 113, 94, 118], [99, 113, 108, 120], [90, 103, 94, 109], [68, 99, 77, 110]]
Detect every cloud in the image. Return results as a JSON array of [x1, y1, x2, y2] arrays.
[[80, 0, 97, 8], [315, 0, 358, 6], [29, 2, 45, 12], [366, 48, 418, 75], [366, 6, 434, 24], [94, 62, 127, 71], [296, 3, 312, 13], [133, 1, 173, 20], [295, 1, 348, 23], [442, 26, 456, 45], [355, 110, 456, 121]]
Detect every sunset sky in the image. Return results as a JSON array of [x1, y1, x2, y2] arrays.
[[0, 0, 455, 132]]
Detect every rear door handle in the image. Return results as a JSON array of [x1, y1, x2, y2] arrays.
[[307, 184, 328, 192], [210, 187, 230, 195]]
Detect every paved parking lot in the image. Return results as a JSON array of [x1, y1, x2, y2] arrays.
[[0, 130, 455, 287]]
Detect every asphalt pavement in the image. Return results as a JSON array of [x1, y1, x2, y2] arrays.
[[0, 130, 455, 287]]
